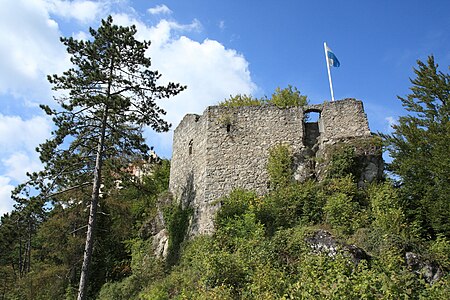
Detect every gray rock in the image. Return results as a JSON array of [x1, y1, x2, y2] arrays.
[[305, 229, 371, 265], [153, 229, 169, 259], [405, 251, 444, 284]]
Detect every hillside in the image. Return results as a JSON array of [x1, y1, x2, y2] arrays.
[[1, 57, 449, 299]]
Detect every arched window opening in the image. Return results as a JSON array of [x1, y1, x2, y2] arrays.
[[188, 139, 193, 155], [304, 111, 321, 123], [304, 110, 321, 149], [226, 124, 231, 133]]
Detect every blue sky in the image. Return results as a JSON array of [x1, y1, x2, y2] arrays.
[[0, 0, 449, 215]]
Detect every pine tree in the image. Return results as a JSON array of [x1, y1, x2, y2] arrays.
[[12, 16, 185, 300], [383, 56, 449, 237]]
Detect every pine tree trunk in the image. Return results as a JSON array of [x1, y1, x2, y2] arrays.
[[77, 105, 108, 300]]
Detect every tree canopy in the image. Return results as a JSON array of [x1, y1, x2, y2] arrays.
[[383, 56, 450, 237], [12, 16, 185, 300]]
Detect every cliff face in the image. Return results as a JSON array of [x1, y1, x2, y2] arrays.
[[167, 99, 382, 239]]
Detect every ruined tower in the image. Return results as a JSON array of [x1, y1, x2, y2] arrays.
[[169, 98, 382, 236]]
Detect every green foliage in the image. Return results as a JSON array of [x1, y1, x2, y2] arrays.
[[268, 85, 308, 108], [4, 264, 68, 300], [9, 15, 185, 300], [218, 94, 263, 107], [6, 57, 450, 298], [326, 144, 358, 179], [259, 181, 324, 232], [271, 225, 313, 273], [320, 176, 368, 235], [14, 16, 185, 205], [94, 178, 450, 299], [325, 136, 383, 182], [420, 275, 450, 299], [428, 235, 450, 270], [215, 189, 258, 226], [323, 192, 359, 235], [98, 239, 164, 300], [369, 183, 405, 236], [218, 85, 308, 109], [267, 143, 294, 190], [119, 159, 171, 231], [382, 56, 450, 237], [163, 201, 193, 268]]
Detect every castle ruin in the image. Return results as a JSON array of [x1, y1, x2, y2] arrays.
[[169, 98, 382, 236]]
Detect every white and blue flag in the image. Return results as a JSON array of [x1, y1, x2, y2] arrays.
[[325, 45, 340, 67], [324, 42, 339, 101]]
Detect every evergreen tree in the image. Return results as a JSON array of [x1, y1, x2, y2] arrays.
[[12, 16, 185, 300], [383, 56, 449, 237]]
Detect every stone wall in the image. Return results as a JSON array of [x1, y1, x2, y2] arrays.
[[169, 113, 208, 211], [169, 98, 376, 236], [318, 99, 371, 143]]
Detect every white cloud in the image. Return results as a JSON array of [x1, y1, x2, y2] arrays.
[[3, 153, 43, 183], [44, 0, 106, 23], [0, 115, 52, 216], [0, 176, 15, 217], [0, 4, 257, 214], [148, 4, 172, 15], [0, 114, 52, 154], [154, 37, 256, 124], [0, 0, 70, 100], [73, 30, 90, 41], [110, 14, 256, 126]]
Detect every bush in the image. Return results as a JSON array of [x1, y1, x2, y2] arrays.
[[97, 239, 165, 300], [428, 234, 450, 270], [215, 189, 259, 227], [218, 94, 263, 107], [259, 181, 324, 232], [163, 202, 192, 268], [267, 143, 294, 190], [268, 85, 308, 108], [326, 144, 358, 179], [323, 192, 359, 235]]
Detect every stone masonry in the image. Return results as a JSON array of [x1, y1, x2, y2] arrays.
[[169, 99, 376, 236]]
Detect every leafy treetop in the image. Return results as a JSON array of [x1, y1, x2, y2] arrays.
[[383, 55, 449, 237], [219, 85, 308, 108]]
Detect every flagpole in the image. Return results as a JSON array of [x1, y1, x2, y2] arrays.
[[324, 42, 335, 102]]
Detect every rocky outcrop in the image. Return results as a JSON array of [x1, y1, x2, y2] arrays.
[[405, 252, 444, 284], [314, 136, 384, 186], [304, 229, 371, 265], [153, 229, 169, 258], [139, 192, 173, 259], [304, 230, 445, 284]]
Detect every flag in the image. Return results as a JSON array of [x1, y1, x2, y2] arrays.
[[325, 45, 340, 67]]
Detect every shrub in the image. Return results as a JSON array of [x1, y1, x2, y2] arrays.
[[323, 192, 359, 235], [97, 239, 165, 300], [326, 144, 358, 179], [268, 85, 308, 108], [260, 181, 324, 232], [428, 234, 450, 270], [163, 202, 192, 268], [218, 94, 263, 107], [267, 143, 294, 190], [215, 189, 258, 227]]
